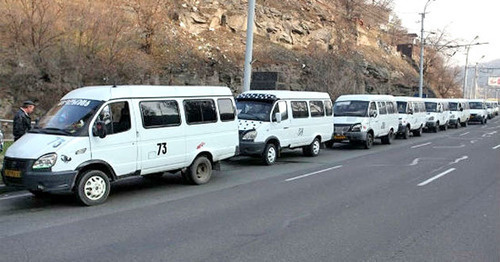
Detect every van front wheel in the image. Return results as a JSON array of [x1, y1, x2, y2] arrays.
[[76, 170, 110, 206], [262, 143, 277, 165], [185, 156, 212, 185], [303, 138, 321, 157], [363, 133, 374, 149]]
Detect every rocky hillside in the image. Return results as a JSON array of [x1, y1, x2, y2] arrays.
[[0, 0, 460, 119]]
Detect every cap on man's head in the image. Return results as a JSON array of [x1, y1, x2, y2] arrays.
[[22, 100, 35, 107]]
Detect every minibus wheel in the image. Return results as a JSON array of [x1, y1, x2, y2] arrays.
[[262, 143, 277, 165], [303, 138, 321, 157], [76, 170, 110, 206], [412, 126, 423, 137], [364, 132, 374, 149], [403, 127, 410, 139], [185, 156, 212, 185], [381, 130, 393, 145]]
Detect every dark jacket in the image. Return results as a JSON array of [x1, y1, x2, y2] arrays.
[[13, 108, 32, 141]]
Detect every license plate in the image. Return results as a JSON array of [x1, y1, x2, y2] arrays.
[[334, 135, 347, 140], [4, 169, 21, 178]]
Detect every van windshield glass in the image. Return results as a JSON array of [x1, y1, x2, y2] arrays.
[[34, 99, 103, 136], [396, 102, 407, 114], [469, 102, 483, 109], [334, 101, 369, 117], [425, 102, 437, 112], [448, 102, 458, 111], [236, 100, 274, 121]]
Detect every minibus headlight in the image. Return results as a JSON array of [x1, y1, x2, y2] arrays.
[[33, 153, 57, 170], [350, 123, 362, 132], [242, 130, 257, 141]]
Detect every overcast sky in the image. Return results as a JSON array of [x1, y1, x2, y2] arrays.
[[392, 0, 499, 66]]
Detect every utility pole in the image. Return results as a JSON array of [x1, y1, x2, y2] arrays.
[[462, 36, 479, 98], [418, 0, 435, 98], [473, 62, 479, 99], [242, 0, 256, 93]]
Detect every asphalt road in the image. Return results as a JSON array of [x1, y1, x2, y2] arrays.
[[1, 118, 499, 262]]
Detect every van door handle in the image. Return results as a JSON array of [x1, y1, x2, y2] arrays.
[[284, 127, 289, 129]]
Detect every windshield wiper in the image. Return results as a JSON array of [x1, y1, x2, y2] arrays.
[[40, 128, 72, 135]]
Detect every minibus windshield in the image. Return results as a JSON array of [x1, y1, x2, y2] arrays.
[[236, 100, 274, 121], [448, 102, 458, 111], [469, 102, 483, 109], [33, 99, 103, 136], [486, 103, 493, 109], [333, 101, 369, 117], [425, 102, 437, 112]]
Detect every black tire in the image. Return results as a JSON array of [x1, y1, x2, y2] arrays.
[[441, 123, 448, 131], [303, 138, 321, 157], [412, 126, 423, 137], [381, 130, 394, 145], [363, 132, 374, 149], [433, 123, 439, 133], [184, 156, 212, 185], [29, 190, 51, 198], [325, 140, 334, 148], [461, 120, 468, 127], [262, 143, 277, 165], [403, 126, 410, 139], [76, 170, 110, 206], [481, 118, 485, 125]]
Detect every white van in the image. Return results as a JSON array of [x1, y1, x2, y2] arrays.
[[424, 98, 450, 132], [333, 95, 399, 149], [1, 85, 239, 205], [236, 91, 333, 165], [395, 96, 426, 138], [446, 98, 470, 128], [468, 99, 488, 124], [485, 101, 496, 119]]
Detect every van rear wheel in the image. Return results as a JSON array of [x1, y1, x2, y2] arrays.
[[184, 156, 212, 185], [76, 170, 110, 206], [262, 143, 277, 165], [303, 138, 321, 157]]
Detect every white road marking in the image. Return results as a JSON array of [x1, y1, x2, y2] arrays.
[[418, 168, 456, 186], [411, 142, 432, 149], [459, 132, 470, 136], [470, 140, 477, 144], [481, 131, 497, 137], [493, 144, 500, 150], [433, 144, 466, 149], [450, 156, 468, 164], [0, 192, 32, 201], [409, 158, 420, 166], [285, 165, 342, 182]]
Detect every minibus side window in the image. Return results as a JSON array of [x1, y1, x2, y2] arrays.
[[272, 101, 288, 122], [386, 101, 396, 114], [325, 100, 333, 116], [217, 99, 236, 122], [369, 102, 377, 116], [140, 100, 181, 128], [378, 102, 387, 115], [96, 101, 130, 135], [291, 101, 309, 118], [310, 101, 325, 117], [184, 100, 217, 124]]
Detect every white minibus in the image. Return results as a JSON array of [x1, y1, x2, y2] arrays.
[[395, 96, 426, 138], [424, 98, 450, 132], [446, 98, 470, 128], [1, 85, 239, 205], [236, 91, 333, 165], [468, 99, 488, 124], [333, 95, 399, 149]]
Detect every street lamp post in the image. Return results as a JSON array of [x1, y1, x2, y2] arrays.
[[242, 0, 256, 93], [463, 35, 479, 98], [472, 55, 485, 99], [418, 0, 435, 98]]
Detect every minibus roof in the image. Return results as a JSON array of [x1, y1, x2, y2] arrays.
[[239, 90, 331, 100], [335, 94, 395, 102], [62, 85, 232, 101], [394, 96, 425, 102]]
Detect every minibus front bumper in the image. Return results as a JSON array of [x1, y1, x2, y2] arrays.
[[333, 131, 367, 142], [468, 114, 484, 122], [425, 121, 438, 128], [1, 157, 77, 192], [239, 141, 266, 156]]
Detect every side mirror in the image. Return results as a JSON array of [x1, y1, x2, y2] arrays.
[[460, 107, 464, 112], [408, 109, 413, 115], [93, 121, 107, 139], [369, 111, 377, 118], [274, 113, 282, 123]]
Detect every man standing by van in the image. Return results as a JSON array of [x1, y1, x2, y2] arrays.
[[13, 100, 35, 141]]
